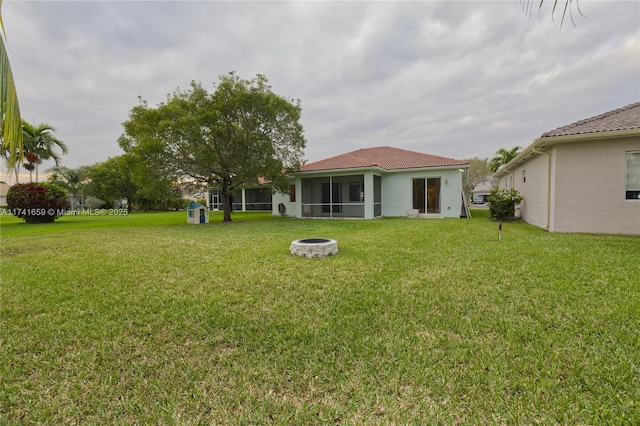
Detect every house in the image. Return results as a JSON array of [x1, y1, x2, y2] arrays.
[[207, 180, 272, 212], [272, 146, 469, 219], [495, 102, 640, 235], [472, 177, 495, 204]]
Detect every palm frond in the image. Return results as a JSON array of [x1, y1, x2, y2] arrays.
[[0, 0, 23, 168]]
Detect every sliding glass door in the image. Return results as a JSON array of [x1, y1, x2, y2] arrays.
[[412, 178, 441, 214]]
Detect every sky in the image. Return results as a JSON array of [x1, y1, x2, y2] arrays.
[[2, 0, 639, 182]]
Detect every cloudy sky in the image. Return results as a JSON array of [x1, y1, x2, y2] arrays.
[[2, 0, 639, 181]]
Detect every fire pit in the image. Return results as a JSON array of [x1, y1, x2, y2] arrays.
[[290, 238, 338, 258]]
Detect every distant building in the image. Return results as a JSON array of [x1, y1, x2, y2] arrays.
[[472, 177, 495, 204]]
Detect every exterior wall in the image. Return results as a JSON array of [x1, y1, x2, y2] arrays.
[[498, 136, 640, 235], [272, 176, 301, 218], [272, 190, 292, 216], [500, 153, 550, 229], [551, 137, 640, 235], [382, 168, 464, 218]]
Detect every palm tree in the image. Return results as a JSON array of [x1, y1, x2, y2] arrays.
[[0, 0, 24, 171], [48, 165, 88, 209], [22, 121, 68, 182], [489, 146, 521, 173], [521, 0, 585, 28]]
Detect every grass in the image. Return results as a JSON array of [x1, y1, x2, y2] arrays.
[[1, 210, 639, 424]]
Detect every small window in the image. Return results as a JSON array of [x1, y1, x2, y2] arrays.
[[349, 182, 364, 202], [289, 185, 296, 203], [626, 152, 640, 200], [522, 170, 526, 183]]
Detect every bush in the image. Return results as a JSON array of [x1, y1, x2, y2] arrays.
[[84, 196, 106, 209], [487, 188, 523, 221], [7, 183, 70, 223]]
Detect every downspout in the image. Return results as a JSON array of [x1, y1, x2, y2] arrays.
[[532, 147, 551, 230], [507, 171, 514, 189]]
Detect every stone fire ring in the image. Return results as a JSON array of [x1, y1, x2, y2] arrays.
[[290, 238, 338, 258]]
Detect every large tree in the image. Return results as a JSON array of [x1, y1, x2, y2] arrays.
[[489, 146, 521, 173], [86, 155, 139, 209], [462, 157, 492, 200], [22, 121, 68, 182], [119, 72, 306, 222]]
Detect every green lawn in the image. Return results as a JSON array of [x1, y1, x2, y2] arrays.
[[1, 210, 638, 424]]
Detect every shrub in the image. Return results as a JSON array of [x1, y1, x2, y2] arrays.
[[84, 196, 106, 209], [7, 183, 70, 223], [487, 188, 523, 221]]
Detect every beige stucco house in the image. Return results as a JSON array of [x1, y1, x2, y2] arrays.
[[495, 102, 640, 235]]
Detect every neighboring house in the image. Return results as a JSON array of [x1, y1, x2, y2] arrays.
[[272, 146, 469, 219], [472, 177, 495, 204], [207, 180, 273, 212], [495, 102, 640, 235]]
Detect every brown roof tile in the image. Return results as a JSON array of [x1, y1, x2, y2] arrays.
[[541, 101, 640, 138], [300, 146, 468, 172]]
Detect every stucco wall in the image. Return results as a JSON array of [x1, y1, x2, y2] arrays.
[[499, 136, 640, 235], [551, 137, 640, 235], [382, 168, 464, 218], [501, 153, 550, 229], [272, 190, 293, 217]]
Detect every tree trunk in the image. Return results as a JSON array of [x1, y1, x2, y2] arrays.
[[221, 176, 233, 223]]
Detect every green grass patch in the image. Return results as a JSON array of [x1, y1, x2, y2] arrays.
[[1, 210, 639, 424]]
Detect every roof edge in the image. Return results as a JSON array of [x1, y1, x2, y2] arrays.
[[495, 128, 640, 177]]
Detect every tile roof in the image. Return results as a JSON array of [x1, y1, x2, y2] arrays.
[[541, 101, 640, 138], [299, 146, 468, 172]]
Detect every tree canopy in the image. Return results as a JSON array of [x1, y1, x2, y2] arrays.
[[48, 165, 89, 208], [22, 121, 68, 182], [119, 72, 306, 222], [463, 157, 492, 199]]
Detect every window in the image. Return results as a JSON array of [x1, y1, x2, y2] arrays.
[[626, 151, 640, 200], [522, 169, 527, 183], [349, 182, 364, 202], [289, 185, 296, 202]]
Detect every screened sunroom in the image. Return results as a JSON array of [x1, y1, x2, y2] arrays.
[[300, 174, 382, 219]]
